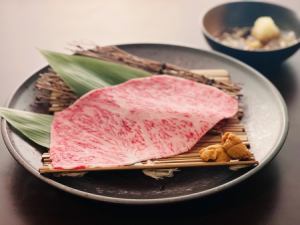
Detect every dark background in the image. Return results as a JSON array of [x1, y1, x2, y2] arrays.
[[0, 1, 299, 224]]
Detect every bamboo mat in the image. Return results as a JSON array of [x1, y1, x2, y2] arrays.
[[40, 70, 258, 174]]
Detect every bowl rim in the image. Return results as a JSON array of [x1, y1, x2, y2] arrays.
[[201, 0, 300, 53]]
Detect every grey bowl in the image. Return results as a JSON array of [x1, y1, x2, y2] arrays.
[[202, 1, 300, 67]]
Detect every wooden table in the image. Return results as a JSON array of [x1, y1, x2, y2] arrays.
[[0, 1, 299, 224]]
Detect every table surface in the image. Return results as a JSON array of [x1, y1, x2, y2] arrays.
[[1, 1, 300, 224]]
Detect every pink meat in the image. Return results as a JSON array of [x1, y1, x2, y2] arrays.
[[50, 75, 238, 169]]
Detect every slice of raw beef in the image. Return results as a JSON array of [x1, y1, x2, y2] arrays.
[[50, 75, 238, 169]]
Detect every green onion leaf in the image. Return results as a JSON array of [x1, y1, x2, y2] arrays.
[[0, 107, 53, 148], [40, 50, 151, 96]]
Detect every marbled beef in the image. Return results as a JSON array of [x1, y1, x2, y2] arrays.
[[50, 75, 238, 169]]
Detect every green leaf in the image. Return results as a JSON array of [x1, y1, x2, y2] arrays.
[[40, 50, 151, 96], [0, 107, 53, 148]]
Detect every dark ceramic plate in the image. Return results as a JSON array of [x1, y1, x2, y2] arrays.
[[1, 44, 288, 204]]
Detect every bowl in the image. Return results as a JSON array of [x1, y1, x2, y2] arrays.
[[202, 1, 300, 67]]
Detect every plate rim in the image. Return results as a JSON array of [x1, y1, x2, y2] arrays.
[[0, 43, 289, 204]]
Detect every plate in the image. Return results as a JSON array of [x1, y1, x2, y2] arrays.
[[1, 44, 288, 204]]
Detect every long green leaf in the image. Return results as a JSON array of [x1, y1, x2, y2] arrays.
[[40, 50, 151, 96], [0, 107, 53, 148]]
